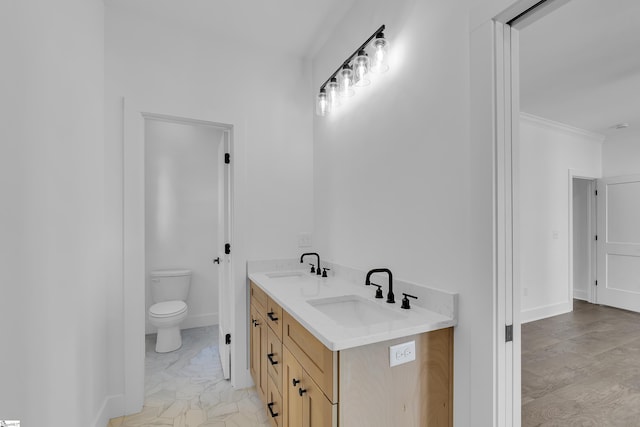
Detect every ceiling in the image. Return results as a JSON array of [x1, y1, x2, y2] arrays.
[[519, 0, 640, 139], [105, 0, 357, 58]]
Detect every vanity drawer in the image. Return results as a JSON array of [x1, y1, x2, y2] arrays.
[[283, 311, 336, 403], [265, 297, 283, 339], [250, 280, 267, 312], [266, 375, 283, 427], [266, 327, 283, 394]]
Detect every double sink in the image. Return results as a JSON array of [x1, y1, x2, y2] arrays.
[[254, 270, 455, 351]]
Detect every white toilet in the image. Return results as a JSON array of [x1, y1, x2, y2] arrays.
[[148, 269, 192, 353]]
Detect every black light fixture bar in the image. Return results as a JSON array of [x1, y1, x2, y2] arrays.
[[319, 24, 385, 91]]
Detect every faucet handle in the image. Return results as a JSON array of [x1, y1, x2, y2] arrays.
[[401, 293, 418, 309], [322, 267, 331, 277], [309, 263, 316, 274], [370, 283, 384, 299]]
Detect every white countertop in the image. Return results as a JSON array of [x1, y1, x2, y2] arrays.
[[248, 270, 456, 351]]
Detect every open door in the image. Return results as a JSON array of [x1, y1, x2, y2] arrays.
[[217, 130, 232, 379], [596, 175, 640, 312]]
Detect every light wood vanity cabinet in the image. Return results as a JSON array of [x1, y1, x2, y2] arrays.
[[250, 279, 453, 427]]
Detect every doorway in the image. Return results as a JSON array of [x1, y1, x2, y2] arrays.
[[123, 106, 235, 415], [571, 177, 596, 303], [144, 118, 223, 338]]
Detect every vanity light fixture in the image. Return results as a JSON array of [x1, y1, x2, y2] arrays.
[[316, 25, 389, 116]]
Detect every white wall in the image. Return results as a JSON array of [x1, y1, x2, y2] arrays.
[[519, 114, 602, 322], [572, 178, 591, 300], [0, 1, 111, 426], [602, 130, 640, 177], [105, 3, 314, 396], [145, 120, 222, 333], [312, 0, 482, 425]]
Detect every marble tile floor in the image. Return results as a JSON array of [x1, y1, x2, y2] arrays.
[[109, 326, 270, 427], [522, 299, 640, 426]]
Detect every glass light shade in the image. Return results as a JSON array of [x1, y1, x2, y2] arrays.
[[327, 78, 341, 110], [316, 90, 329, 116], [370, 33, 389, 73], [353, 50, 370, 87], [339, 65, 355, 98]]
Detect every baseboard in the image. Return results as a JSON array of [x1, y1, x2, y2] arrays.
[[181, 313, 219, 330], [521, 301, 572, 323], [91, 394, 124, 427], [573, 289, 588, 301], [145, 312, 219, 334]]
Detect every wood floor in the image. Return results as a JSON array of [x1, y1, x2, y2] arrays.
[[522, 299, 640, 426]]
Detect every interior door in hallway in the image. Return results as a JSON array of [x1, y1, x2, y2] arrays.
[[596, 175, 640, 312]]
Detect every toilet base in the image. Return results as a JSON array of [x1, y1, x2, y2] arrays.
[[155, 325, 182, 353]]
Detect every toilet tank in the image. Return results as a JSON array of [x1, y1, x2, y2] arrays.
[[150, 269, 192, 303]]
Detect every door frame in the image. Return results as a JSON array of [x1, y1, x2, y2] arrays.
[[479, 1, 576, 425], [123, 99, 247, 414], [568, 173, 598, 304]]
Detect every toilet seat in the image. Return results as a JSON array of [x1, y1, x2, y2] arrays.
[[149, 300, 187, 318]]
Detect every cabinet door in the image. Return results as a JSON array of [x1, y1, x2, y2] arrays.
[[302, 372, 335, 427], [283, 347, 304, 427], [250, 304, 267, 401]]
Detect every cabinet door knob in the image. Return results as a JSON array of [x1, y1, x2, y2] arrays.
[[292, 378, 300, 386], [267, 311, 279, 321], [267, 402, 279, 418], [252, 319, 260, 327], [298, 388, 307, 396], [267, 353, 278, 365]]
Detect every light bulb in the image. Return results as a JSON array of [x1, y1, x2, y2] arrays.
[[354, 50, 370, 87], [327, 77, 340, 110], [316, 89, 329, 116], [370, 32, 389, 73], [339, 65, 355, 98]]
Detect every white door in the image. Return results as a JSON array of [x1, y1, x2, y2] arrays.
[[596, 175, 640, 312], [217, 130, 232, 379]]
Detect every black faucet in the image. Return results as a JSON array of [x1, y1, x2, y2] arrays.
[[365, 268, 395, 303], [300, 252, 321, 275]]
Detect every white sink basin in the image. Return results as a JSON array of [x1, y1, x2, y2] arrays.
[[307, 295, 407, 328], [265, 271, 305, 279]]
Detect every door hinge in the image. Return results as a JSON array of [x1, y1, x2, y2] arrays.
[[225, 243, 231, 254], [505, 324, 513, 343], [595, 189, 598, 196], [595, 280, 598, 287], [225, 333, 231, 345], [224, 153, 230, 164], [595, 235, 598, 241]]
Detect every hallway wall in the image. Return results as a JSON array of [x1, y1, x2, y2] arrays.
[[0, 0, 109, 426], [602, 130, 640, 177], [519, 114, 602, 322]]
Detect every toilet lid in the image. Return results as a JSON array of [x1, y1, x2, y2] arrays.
[[149, 300, 187, 317]]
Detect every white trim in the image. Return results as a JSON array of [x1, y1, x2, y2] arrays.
[[521, 113, 606, 143], [521, 301, 573, 323], [91, 394, 124, 427], [146, 314, 219, 334], [573, 289, 588, 301]]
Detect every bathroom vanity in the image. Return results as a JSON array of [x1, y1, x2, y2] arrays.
[[248, 269, 456, 427]]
